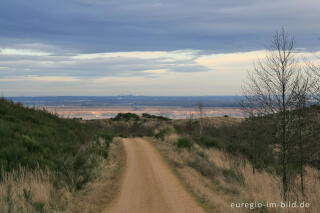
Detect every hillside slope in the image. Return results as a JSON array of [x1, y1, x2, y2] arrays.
[[0, 98, 112, 212]]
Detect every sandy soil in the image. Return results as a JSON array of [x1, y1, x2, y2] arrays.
[[103, 138, 205, 213]]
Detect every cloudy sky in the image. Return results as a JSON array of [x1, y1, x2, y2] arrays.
[[1, 0, 320, 96]]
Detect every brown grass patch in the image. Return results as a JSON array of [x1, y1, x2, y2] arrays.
[[0, 167, 70, 212], [150, 136, 320, 213]]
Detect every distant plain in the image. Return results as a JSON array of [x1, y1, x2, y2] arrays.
[[7, 96, 243, 119], [45, 106, 243, 119]]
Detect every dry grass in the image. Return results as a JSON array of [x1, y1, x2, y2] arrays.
[[150, 136, 320, 213], [0, 166, 69, 213], [0, 138, 124, 213]]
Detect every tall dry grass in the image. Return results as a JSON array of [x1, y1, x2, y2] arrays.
[[151, 135, 320, 213], [0, 166, 69, 213]]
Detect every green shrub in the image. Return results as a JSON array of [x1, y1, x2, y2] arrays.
[[91, 141, 109, 159], [199, 135, 222, 149], [129, 121, 154, 137], [176, 137, 193, 149], [155, 128, 171, 141], [111, 113, 140, 121], [226, 143, 238, 153], [142, 113, 170, 120], [98, 131, 114, 143]]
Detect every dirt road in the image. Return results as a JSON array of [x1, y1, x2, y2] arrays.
[[103, 138, 205, 213]]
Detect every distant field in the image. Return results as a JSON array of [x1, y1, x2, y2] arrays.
[[45, 106, 243, 119]]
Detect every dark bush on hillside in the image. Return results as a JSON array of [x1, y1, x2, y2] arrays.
[[97, 131, 114, 144], [176, 137, 193, 149], [310, 104, 320, 111], [107, 119, 155, 138], [129, 121, 154, 137], [91, 132, 114, 159], [310, 159, 320, 170], [111, 113, 140, 121], [142, 113, 171, 121], [174, 119, 199, 137], [226, 143, 239, 153], [155, 128, 171, 141], [199, 135, 222, 149]]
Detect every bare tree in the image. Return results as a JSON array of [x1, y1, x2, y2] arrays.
[[241, 27, 301, 198], [197, 101, 204, 137], [297, 51, 320, 195], [186, 112, 196, 136], [308, 61, 320, 103], [291, 73, 312, 196]]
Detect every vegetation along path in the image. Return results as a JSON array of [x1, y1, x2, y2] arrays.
[[103, 138, 205, 213]]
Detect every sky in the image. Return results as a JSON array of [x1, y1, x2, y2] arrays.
[[1, 0, 320, 96]]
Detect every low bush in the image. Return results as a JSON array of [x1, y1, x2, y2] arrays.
[[188, 157, 217, 178], [222, 168, 244, 185], [176, 137, 193, 149], [199, 135, 222, 149], [129, 121, 154, 137], [155, 128, 171, 141], [106, 119, 156, 137], [111, 113, 140, 121], [142, 113, 170, 121]]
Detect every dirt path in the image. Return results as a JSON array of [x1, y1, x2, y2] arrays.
[[103, 138, 205, 213]]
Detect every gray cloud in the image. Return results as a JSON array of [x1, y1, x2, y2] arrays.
[[1, 0, 320, 96], [1, 0, 320, 53], [0, 48, 208, 80]]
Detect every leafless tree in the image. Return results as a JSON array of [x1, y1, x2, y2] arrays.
[[241, 27, 301, 198], [308, 61, 320, 103], [197, 101, 204, 136], [292, 73, 312, 196], [298, 50, 320, 195], [186, 112, 196, 136]]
